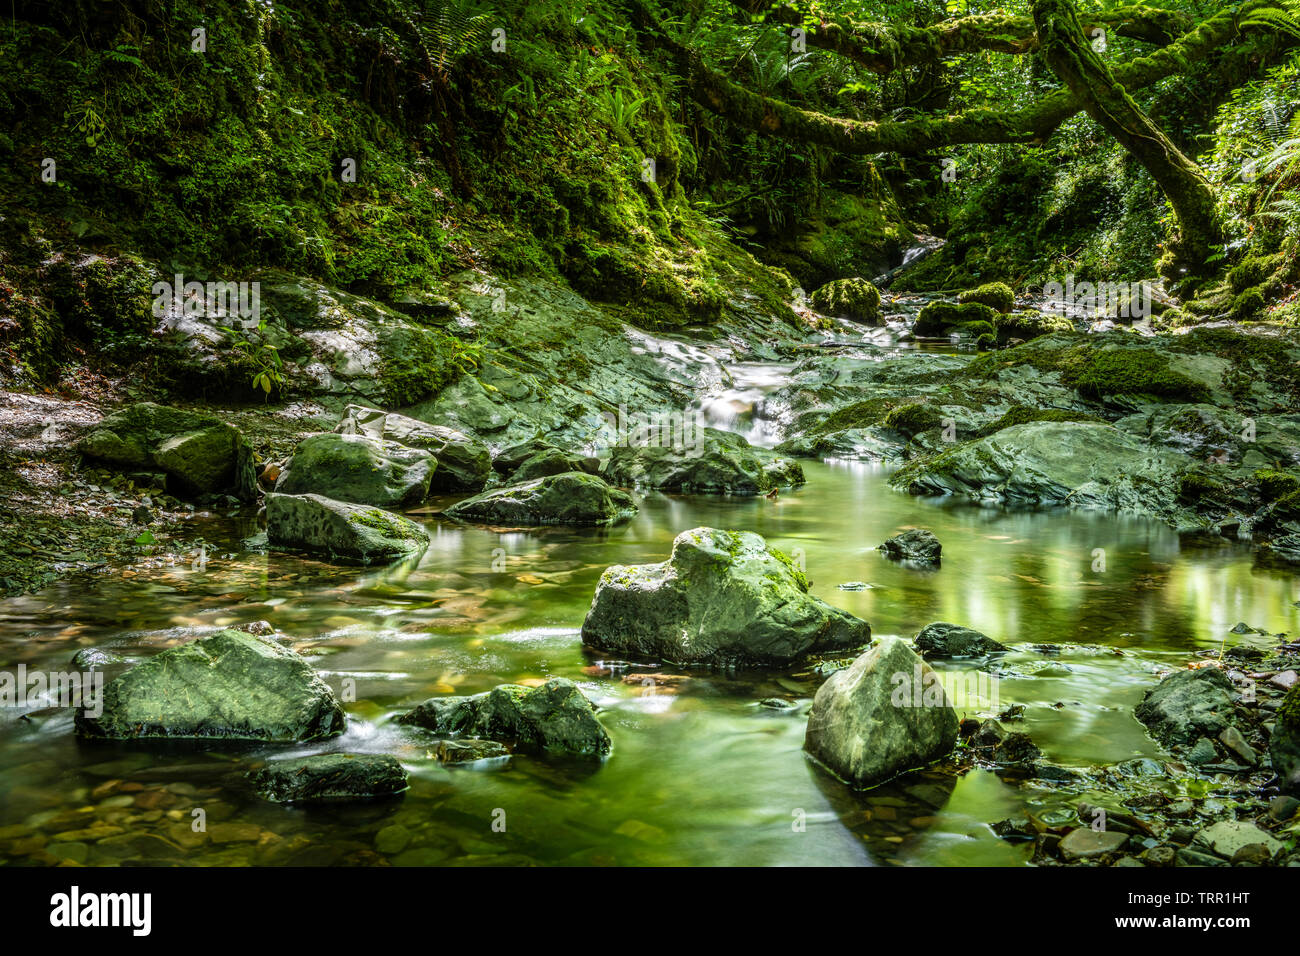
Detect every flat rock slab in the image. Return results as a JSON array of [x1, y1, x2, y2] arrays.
[[75, 629, 346, 743], [1059, 828, 1128, 862], [1195, 820, 1283, 860], [247, 753, 408, 803]]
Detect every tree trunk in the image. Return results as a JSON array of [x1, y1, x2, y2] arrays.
[[1031, 0, 1224, 282]]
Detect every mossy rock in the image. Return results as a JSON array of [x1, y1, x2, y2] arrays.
[[1063, 349, 1211, 403], [913, 301, 997, 337], [993, 310, 1074, 343], [958, 282, 1015, 313], [809, 277, 882, 324], [976, 405, 1102, 438], [75, 629, 347, 742], [881, 402, 943, 437]]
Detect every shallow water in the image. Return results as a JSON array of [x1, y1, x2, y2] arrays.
[[2, 457, 1297, 866]]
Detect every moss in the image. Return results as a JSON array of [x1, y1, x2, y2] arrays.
[[976, 405, 1103, 437], [809, 278, 882, 323], [768, 546, 809, 591], [1181, 327, 1300, 400], [881, 402, 943, 436], [806, 398, 899, 437], [993, 310, 1074, 343], [378, 326, 460, 407], [1255, 468, 1300, 503], [1229, 287, 1265, 321], [913, 301, 998, 337], [1064, 349, 1210, 402], [958, 282, 1015, 313], [353, 508, 410, 539]]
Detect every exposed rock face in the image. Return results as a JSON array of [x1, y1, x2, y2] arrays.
[[893, 422, 1185, 519], [334, 404, 491, 492], [810, 278, 882, 324], [397, 678, 611, 757], [914, 622, 1007, 658], [247, 753, 408, 803], [75, 629, 346, 742], [77, 402, 258, 501], [604, 427, 800, 496], [804, 637, 959, 788], [511, 448, 596, 482], [443, 472, 636, 526], [581, 527, 869, 667], [879, 528, 942, 565], [265, 493, 430, 565], [1134, 667, 1237, 748], [275, 432, 435, 507]]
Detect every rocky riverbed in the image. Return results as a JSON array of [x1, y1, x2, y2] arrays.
[[3, 271, 1300, 867]]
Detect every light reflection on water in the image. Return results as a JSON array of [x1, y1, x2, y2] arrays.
[[0, 461, 1296, 866]]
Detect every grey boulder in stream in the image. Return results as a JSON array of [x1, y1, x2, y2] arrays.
[[804, 637, 959, 788], [444, 472, 636, 526], [265, 492, 430, 565], [76, 629, 346, 742], [581, 527, 869, 667]]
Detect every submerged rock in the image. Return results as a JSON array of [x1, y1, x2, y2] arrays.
[[398, 678, 610, 757], [914, 621, 1006, 658], [247, 753, 408, 803], [1134, 667, 1236, 748], [275, 432, 435, 507], [334, 404, 491, 492], [804, 637, 959, 788], [77, 402, 258, 501], [265, 493, 430, 565], [879, 528, 942, 566], [444, 471, 636, 526], [604, 428, 796, 496], [75, 629, 346, 742], [581, 527, 869, 667]]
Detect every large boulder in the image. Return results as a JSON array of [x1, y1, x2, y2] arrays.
[[397, 678, 611, 757], [334, 404, 491, 492], [443, 472, 636, 526], [914, 621, 1006, 658], [275, 432, 435, 507], [892, 422, 1187, 522], [879, 528, 942, 566], [77, 402, 258, 501], [265, 493, 430, 565], [604, 428, 800, 496], [1269, 684, 1300, 793], [1134, 667, 1237, 748], [810, 278, 882, 324], [912, 300, 998, 338], [75, 629, 346, 742], [247, 753, 408, 803], [804, 637, 960, 788], [581, 527, 870, 667]]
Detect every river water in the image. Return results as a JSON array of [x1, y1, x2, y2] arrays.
[[2, 446, 1296, 865]]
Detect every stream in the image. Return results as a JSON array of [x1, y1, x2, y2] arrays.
[[1, 325, 1296, 867]]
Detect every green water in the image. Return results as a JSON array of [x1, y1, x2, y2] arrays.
[[1, 460, 1297, 866]]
